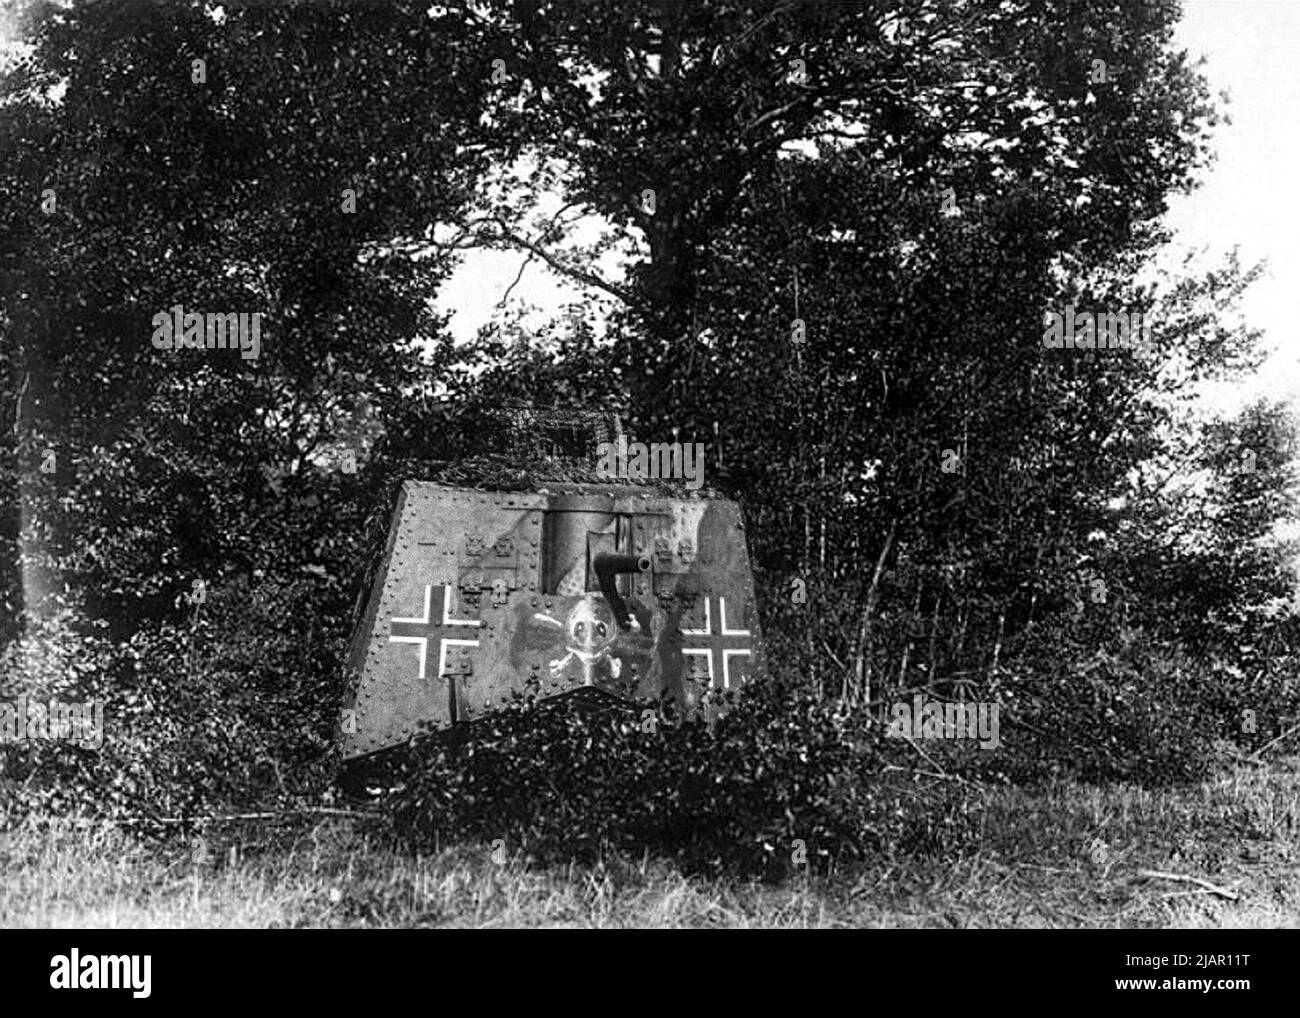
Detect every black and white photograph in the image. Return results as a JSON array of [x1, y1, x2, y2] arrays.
[[0, 0, 1296, 973]]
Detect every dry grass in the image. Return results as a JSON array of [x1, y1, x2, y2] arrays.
[[3, 758, 1298, 928]]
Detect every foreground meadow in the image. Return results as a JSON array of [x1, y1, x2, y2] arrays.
[[3, 757, 1298, 929]]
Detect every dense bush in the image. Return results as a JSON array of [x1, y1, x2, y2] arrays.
[[0, 590, 339, 825], [374, 679, 984, 879], [909, 624, 1300, 787], [953, 631, 1221, 786]]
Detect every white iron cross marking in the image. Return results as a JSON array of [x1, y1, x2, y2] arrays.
[[680, 596, 752, 689], [388, 584, 481, 680]]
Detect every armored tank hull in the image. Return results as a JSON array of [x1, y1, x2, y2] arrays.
[[338, 480, 764, 762]]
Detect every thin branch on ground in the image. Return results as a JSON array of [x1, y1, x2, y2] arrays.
[[1135, 870, 1240, 901]]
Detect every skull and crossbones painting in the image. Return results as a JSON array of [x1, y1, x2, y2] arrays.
[[525, 593, 662, 689], [538, 594, 623, 684]]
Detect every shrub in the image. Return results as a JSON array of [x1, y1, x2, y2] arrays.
[[0, 583, 340, 826], [373, 678, 983, 879], [946, 625, 1300, 787]]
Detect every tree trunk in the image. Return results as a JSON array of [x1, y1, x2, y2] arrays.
[[851, 518, 896, 708]]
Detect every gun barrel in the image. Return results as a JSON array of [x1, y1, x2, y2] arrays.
[[592, 552, 651, 578], [592, 552, 651, 630]]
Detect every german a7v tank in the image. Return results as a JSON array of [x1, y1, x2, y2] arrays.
[[337, 406, 765, 765]]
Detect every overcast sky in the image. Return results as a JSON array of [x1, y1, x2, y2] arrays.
[[1163, 0, 1300, 412]]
